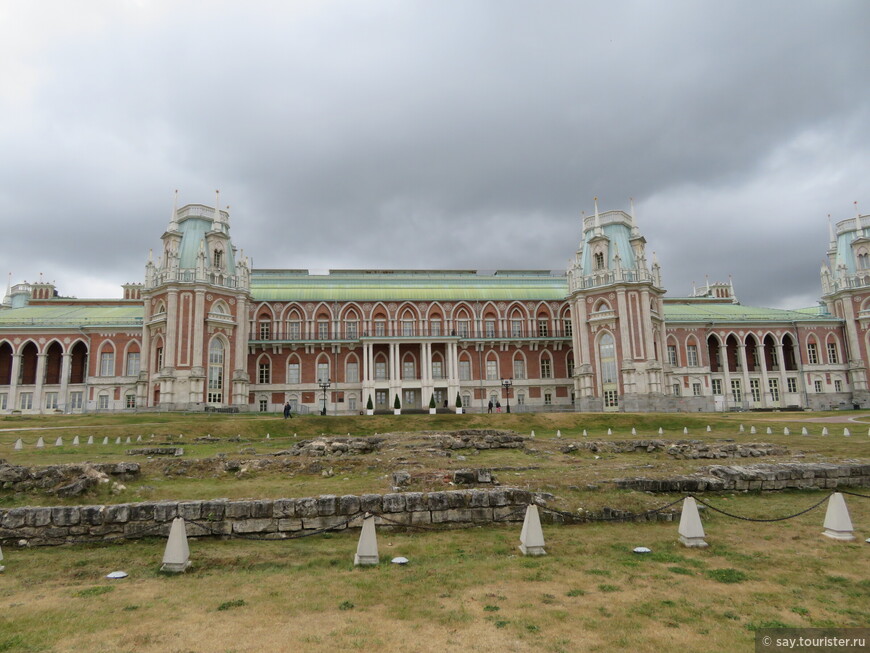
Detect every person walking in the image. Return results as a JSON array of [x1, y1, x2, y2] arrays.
[[496, 400, 501, 413], [283, 402, 292, 419], [487, 400, 493, 414]]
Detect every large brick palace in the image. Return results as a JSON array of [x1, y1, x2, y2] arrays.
[[0, 195, 866, 414]]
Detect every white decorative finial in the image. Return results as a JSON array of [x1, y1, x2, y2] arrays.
[[168, 189, 179, 231], [854, 201, 862, 238]]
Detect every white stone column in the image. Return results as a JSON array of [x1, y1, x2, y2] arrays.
[[757, 341, 771, 407], [775, 343, 788, 403], [8, 353, 20, 410], [616, 290, 631, 364], [59, 353, 71, 413], [639, 289, 655, 361], [738, 343, 751, 407], [33, 353, 47, 413], [193, 289, 205, 368], [720, 343, 733, 408], [165, 289, 179, 367]]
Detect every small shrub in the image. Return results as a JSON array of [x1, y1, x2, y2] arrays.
[[123, 605, 140, 611], [526, 624, 540, 633], [339, 600, 355, 611], [584, 569, 610, 577], [494, 620, 509, 629], [791, 606, 809, 616], [668, 566, 694, 576], [722, 611, 740, 621], [217, 599, 247, 611], [541, 594, 556, 604], [598, 584, 621, 593], [746, 620, 790, 631], [706, 568, 749, 584], [566, 588, 585, 597], [484, 605, 500, 612]]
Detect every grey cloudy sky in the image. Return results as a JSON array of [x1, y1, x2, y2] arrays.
[[1, 0, 868, 309]]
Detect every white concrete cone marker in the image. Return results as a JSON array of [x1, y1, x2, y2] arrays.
[[750, 426, 756, 434], [607, 428, 612, 436], [519, 504, 546, 555], [115, 437, 121, 444], [161, 517, 191, 572], [55, 437, 63, 447], [739, 424, 744, 433], [36, 437, 44, 448], [631, 427, 637, 435], [72, 436, 80, 446], [822, 493, 855, 541], [354, 514, 379, 566], [14, 439, 22, 450], [582, 430, 587, 437], [844, 428, 851, 437], [0, 542, 4, 572], [678, 497, 708, 548], [683, 427, 688, 435], [136, 435, 142, 442], [658, 427, 663, 435], [87, 435, 94, 445], [102, 437, 109, 445], [126, 437, 131, 444], [783, 427, 790, 435], [530, 430, 536, 439], [706, 425, 711, 432], [821, 427, 828, 436], [801, 427, 809, 435], [556, 430, 562, 438], [266, 433, 271, 440], [766, 427, 772, 434]]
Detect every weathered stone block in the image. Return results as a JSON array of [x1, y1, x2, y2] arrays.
[[51, 506, 81, 526], [403, 492, 426, 512], [359, 494, 382, 513], [296, 497, 318, 517], [468, 490, 490, 508], [251, 500, 274, 519], [178, 501, 202, 521], [277, 518, 303, 532], [382, 493, 406, 513], [153, 502, 177, 522], [427, 491, 450, 510], [301, 515, 348, 530], [233, 519, 276, 534], [129, 503, 155, 521], [316, 495, 338, 516], [226, 501, 252, 519], [104, 504, 129, 524], [201, 500, 228, 521], [2, 508, 27, 529], [338, 495, 361, 515], [273, 499, 297, 518], [27, 507, 52, 527]]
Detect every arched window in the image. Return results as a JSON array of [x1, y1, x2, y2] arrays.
[[858, 251, 869, 269], [287, 356, 301, 384], [207, 339, 224, 403], [213, 248, 223, 268], [540, 353, 552, 379], [486, 354, 499, 380], [512, 354, 526, 380], [99, 343, 115, 377], [316, 356, 330, 383], [599, 332, 618, 409], [258, 312, 272, 340], [257, 355, 271, 384], [594, 251, 605, 270]]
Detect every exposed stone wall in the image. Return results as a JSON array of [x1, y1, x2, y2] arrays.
[[0, 460, 140, 496], [563, 440, 788, 459], [614, 462, 870, 493], [433, 430, 526, 450], [0, 487, 541, 548]]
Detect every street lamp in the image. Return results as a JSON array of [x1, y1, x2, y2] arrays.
[[501, 377, 512, 414], [318, 378, 331, 416]]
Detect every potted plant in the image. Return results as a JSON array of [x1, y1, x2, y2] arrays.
[[393, 394, 401, 415], [366, 395, 374, 416], [455, 392, 463, 414], [428, 394, 437, 415]]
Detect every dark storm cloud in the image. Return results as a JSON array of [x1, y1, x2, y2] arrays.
[[0, 0, 868, 308]]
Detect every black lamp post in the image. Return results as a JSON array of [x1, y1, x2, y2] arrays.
[[502, 377, 512, 414], [319, 378, 331, 416]]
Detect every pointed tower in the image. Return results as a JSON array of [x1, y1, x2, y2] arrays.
[[567, 198, 666, 411], [140, 191, 251, 410], [820, 202, 870, 407]]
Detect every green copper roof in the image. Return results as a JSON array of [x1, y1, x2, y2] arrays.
[[250, 270, 570, 302], [663, 302, 835, 323], [0, 304, 143, 328]]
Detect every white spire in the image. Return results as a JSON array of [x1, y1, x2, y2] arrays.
[[854, 201, 862, 238], [168, 189, 179, 232], [828, 213, 836, 246], [593, 197, 603, 236]]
